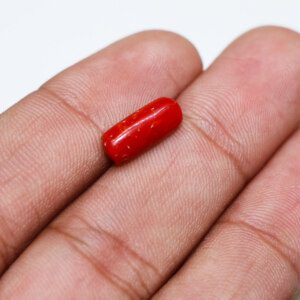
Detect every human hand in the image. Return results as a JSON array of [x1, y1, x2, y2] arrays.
[[0, 27, 300, 300]]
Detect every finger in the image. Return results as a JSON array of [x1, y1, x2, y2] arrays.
[[0, 31, 202, 273], [154, 130, 300, 300], [2, 26, 300, 299]]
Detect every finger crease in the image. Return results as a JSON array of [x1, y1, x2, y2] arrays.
[[220, 219, 300, 280], [49, 225, 140, 299], [184, 113, 248, 182], [0, 215, 19, 274], [48, 215, 160, 299], [39, 86, 104, 137]]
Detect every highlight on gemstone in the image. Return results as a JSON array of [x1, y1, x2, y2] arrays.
[[102, 97, 182, 165]]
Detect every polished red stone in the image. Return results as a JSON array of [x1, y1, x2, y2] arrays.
[[102, 97, 182, 165]]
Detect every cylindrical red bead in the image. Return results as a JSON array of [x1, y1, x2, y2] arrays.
[[102, 97, 182, 165]]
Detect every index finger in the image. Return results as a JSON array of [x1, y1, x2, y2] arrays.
[[0, 30, 202, 273]]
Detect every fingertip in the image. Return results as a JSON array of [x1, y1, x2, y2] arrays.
[[132, 29, 202, 67], [222, 25, 300, 61], [120, 29, 203, 86], [242, 25, 300, 41]]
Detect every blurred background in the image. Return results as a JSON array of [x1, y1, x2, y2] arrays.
[[1, 0, 300, 112]]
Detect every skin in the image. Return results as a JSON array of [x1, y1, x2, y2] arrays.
[[0, 26, 300, 299]]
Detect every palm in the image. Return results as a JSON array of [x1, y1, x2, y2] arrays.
[[0, 27, 300, 300]]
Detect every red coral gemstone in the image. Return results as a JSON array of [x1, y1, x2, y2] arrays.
[[102, 97, 182, 165]]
